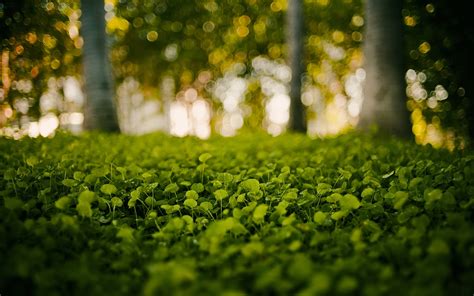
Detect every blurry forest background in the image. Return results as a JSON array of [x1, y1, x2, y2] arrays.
[[0, 0, 473, 149]]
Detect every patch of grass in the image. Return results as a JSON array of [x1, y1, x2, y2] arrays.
[[1, 132, 473, 295]]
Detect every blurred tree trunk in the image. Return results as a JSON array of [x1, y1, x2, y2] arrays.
[[359, 0, 411, 138], [81, 0, 120, 132], [286, 0, 306, 132]]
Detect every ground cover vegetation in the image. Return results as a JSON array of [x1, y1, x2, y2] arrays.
[[1, 132, 473, 295]]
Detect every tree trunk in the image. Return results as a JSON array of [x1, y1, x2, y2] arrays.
[[359, 0, 411, 138], [286, 0, 306, 132], [81, 0, 120, 132]]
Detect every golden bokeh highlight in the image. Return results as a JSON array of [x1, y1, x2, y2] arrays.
[[146, 31, 159, 42], [404, 16, 416, 27], [418, 42, 431, 54]]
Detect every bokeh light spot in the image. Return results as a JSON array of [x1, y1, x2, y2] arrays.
[[418, 42, 431, 54], [146, 31, 158, 42]]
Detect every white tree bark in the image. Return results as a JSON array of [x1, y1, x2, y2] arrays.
[[81, 0, 120, 132], [359, 0, 411, 137]]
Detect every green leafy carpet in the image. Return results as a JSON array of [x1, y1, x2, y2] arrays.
[[1, 132, 473, 295]]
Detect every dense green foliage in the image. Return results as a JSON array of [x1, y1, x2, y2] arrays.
[[404, 0, 474, 137], [2, 0, 472, 142], [1, 133, 474, 295], [0, 0, 81, 111]]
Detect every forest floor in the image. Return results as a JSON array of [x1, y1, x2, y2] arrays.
[[1, 132, 473, 295]]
